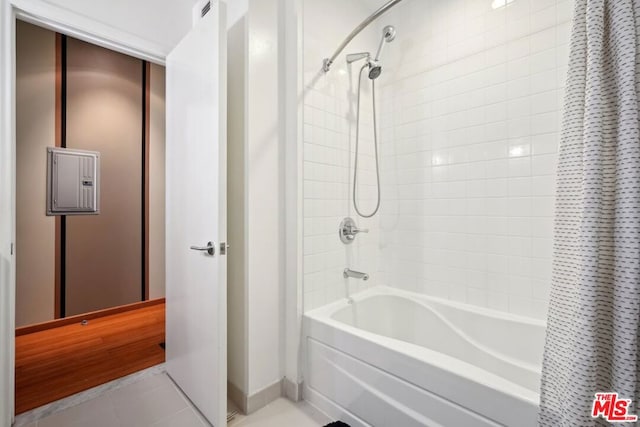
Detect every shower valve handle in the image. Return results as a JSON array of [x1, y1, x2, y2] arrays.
[[339, 217, 368, 244], [350, 226, 369, 234]]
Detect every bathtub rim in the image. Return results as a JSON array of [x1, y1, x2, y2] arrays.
[[306, 285, 547, 329], [310, 286, 545, 378]]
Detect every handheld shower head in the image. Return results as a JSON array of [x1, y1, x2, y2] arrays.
[[383, 25, 396, 42], [368, 61, 383, 80], [374, 25, 396, 61], [345, 25, 396, 81], [365, 25, 396, 80]]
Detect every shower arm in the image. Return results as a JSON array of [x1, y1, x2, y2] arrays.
[[322, 0, 404, 73], [374, 33, 386, 61]]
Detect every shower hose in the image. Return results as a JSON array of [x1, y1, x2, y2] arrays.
[[353, 63, 382, 218]]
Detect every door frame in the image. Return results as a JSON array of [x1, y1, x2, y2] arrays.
[[0, 2, 165, 424]]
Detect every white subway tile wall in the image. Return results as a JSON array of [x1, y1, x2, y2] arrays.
[[302, 0, 572, 319], [302, 0, 382, 311], [377, 0, 572, 319]]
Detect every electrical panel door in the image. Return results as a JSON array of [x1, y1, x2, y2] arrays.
[[46, 147, 100, 215]]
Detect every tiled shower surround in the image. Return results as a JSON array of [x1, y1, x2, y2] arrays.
[[303, 0, 573, 319], [303, 0, 382, 311]]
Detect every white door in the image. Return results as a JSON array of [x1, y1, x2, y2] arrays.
[[165, 2, 227, 426]]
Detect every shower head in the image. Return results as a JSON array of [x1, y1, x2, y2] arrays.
[[345, 26, 396, 80], [345, 52, 382, 79], [368, 61, 383, 79], [366, 25, 396, 80], [374, 25, 396, 61]]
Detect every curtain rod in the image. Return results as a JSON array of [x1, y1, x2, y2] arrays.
[[322, 0, 404, 73]]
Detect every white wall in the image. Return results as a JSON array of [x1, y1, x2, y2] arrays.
[[226, 0, 248, 401], [227, 0, 288, 403], [302, 0, 383, 311], [281, 0, 303, 398], [377, 0, 573, 320], [226, 0, 303, 403], [246, 0, 283, 396]]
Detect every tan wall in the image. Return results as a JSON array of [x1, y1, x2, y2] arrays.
[[16, 26, 166, 324], [64, 38, 143, 316], [149, 64, 166, 300], [15, 21, 56, 327]]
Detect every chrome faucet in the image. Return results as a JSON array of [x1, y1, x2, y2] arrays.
[[339, 217, 369, 244], [343, 268, 369, 281]]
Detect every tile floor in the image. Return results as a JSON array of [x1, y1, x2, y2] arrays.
[[16, 372, 331, 427]]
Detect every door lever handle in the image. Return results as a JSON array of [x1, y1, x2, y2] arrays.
[[190, 241, 215, 256]]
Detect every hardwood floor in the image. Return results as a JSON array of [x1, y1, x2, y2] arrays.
[[15, 301, 165, 414]]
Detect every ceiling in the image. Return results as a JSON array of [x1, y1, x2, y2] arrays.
[[42, 0, 197, 55]]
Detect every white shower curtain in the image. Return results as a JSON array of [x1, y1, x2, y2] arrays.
[[538, 0, 640, 426]]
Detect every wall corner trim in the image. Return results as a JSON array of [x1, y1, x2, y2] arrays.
[[283, 376, 303, 402], [228, 377, 289, 415]]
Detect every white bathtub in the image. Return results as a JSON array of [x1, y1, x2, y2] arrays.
[[303, 286, 546, 427]]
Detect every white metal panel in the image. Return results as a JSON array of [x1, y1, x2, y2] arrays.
[[165, 1, 227, 425], [47, 147, 99, 215], [54, 153, 80, 209]]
